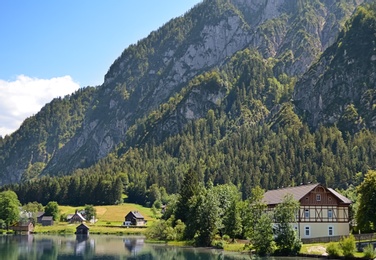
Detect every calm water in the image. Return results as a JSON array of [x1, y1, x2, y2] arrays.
[[0, 234, 318, 260]]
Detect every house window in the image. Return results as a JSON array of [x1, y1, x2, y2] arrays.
[[305, 226, 311, 237], [328, 209, 333, 218], [328, 226, 334, 236], [305, 209, 310, 218], [316, 194, 321, 201]]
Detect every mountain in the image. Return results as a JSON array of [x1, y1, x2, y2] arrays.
[[0, 0, 371, 188], [294, 3, 376, 133]]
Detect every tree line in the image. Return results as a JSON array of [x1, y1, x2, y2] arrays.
[[2, 174, 124, 206], [146, 169, 376, 256]]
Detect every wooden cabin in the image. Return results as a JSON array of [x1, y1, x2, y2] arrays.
[[41, 216, 54, 226], [75, 223, 89, 235], [10, 221, 34, 234], [124, 211, 146, 226]]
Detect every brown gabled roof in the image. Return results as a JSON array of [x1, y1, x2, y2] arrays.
[[328, 188, 352, 204], [263, 183, 319, 205], [127, 211, 144, 219], [263, 183, 352, 205]]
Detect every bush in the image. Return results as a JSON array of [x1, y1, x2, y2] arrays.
[[363, 244, 376, 259], [340, 235, 356, 258], [222, 234, 230, 242], [212, 240, 225, 249], [326, 242, 341, 257]]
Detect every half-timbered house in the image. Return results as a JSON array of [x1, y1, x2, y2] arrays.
[[263, 183, 352, 239]]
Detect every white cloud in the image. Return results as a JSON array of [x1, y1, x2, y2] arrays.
[[0, 75, 80, 137]]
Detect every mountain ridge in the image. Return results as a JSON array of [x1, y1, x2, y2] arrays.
[[0, 0, 372, 187]]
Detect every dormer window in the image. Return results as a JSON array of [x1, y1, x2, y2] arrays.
[[316, 194, 321, 201]]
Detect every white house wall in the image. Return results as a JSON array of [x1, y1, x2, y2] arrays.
[[294, 222, 349, 239]]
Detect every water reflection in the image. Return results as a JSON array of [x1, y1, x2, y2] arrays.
[[0, 234, 254, 259]]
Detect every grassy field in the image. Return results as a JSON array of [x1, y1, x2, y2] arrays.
[[34, 203, 159, 234]]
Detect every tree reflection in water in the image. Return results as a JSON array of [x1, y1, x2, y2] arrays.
[[0, 235, 254, 259]]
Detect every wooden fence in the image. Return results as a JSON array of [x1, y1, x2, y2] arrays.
[[301, 233, 376, 244]]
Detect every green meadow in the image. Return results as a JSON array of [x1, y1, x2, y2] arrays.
[[34, 203, 159, 235]]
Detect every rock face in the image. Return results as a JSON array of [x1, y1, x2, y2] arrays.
[[293, 4, 376, 131], [0, 0, 368, 183]]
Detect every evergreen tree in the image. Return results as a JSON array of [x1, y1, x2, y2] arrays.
[[175, 169, 202, 223], [222, 199, 242, 241]]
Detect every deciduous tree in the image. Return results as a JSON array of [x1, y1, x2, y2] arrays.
[[273, 194, 301, 255], [357, 170, 376, 232], [0, 191, 21, 229], [45, 201, 60, 221]]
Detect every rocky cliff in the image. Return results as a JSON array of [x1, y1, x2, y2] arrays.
[[293, 3, 376, 132]]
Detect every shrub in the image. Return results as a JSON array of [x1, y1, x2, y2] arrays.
[[363, 244, 376, 259], [212, 240, 225, 249], [326, 242, 341, 257], [340, 235, 356, 258], [222, 234, 230, 242]]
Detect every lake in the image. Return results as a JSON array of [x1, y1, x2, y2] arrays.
[[0, 234, 319, 260]]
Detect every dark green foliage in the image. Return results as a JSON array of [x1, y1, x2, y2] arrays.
[[222, 199, 242, 240], [3, 173, 124, 206], [175, 169, 202, 224]]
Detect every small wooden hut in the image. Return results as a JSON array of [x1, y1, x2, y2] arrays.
[[75, 223, 89, 235]]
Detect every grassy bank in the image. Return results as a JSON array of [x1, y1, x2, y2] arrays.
[[301, 243, 365, 258]]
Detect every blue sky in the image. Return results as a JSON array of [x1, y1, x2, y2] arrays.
[[0, 0, 202, 136]]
